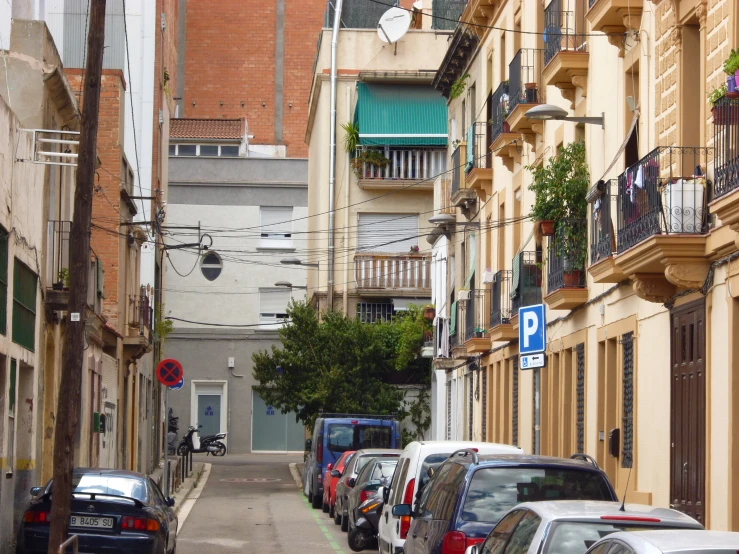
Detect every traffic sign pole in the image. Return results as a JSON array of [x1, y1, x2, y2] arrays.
[[164, 383, 169, 497], [156, 358, 183, 499]]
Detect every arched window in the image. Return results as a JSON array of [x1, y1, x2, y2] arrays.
[[200, 252, 222, 281]]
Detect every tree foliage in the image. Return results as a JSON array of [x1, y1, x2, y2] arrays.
[[252, 301, 431, 429]]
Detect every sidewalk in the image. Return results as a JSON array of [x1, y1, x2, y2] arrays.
[[151, 460, 206, 517]]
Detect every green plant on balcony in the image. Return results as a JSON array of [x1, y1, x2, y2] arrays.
[[724, 48, 739, 76], [54, 268, 70, 290], [351, 149, 390, 178], [341, 121, 360, 153], [449, 74, 470, 100], [709, 84, 728, 106]]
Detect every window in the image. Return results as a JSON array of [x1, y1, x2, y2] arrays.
[[199, 144, 218, 156], [502, 510, 540, 554], [221, 145, 239, 157], [177, 144, 197, 156], [357, 302, 394, 323], [170, 144, 241, 157], [12, 259, 37, 351], [357, 213, 419, 253], [419, 462, 466, 521], [480, 510, 524, 554], [544, 522, 654, 554], [389, 458, 410, 506], [0, 226, 7, 335], [200, 252, 223, 281], [168, 145, 176, 155], [326, 424, 392, 454], [259, 207, 293, 249], [259, 288, 291, 326]]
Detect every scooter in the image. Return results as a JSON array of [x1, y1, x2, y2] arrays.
[[348, 489, 384, 552], [177, 425, 227, 456]]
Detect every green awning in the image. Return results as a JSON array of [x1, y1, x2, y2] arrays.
[[355, 83, 448, 147]]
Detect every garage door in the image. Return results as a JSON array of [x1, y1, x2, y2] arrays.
[[251, 390, 305, 452]]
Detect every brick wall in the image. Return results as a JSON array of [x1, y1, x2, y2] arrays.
[[183, 0, 325, 156], [68, 70, 126, 331]]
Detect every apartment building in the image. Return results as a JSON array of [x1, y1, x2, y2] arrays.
[[305, 0, 459, 320], [430, 0, 739, 531]]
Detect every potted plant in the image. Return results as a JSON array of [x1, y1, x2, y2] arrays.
[[409, 245, 420, 254], [724, 48, 739, 90], [557, 220, 588, 287], [341, 121, 359, 153], [423, 305, 436, 320], [54, 268, 70, 291], [350, 149, 390, 179]]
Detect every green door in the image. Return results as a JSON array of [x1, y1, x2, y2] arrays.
[[252, 390, 304, 451]]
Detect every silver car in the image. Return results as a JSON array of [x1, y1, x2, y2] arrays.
[[584, 530, 739, 554], [468, 501, 703, 554]]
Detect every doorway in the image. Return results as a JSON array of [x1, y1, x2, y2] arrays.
[[670, 298, 706, 523]]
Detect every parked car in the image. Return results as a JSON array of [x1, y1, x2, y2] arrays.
[[584, 530, 739, 554], [303, 414, 401, 509], [335, 448, 401, 531], [395, 452, 618, 554], [346, 457, 399, 538], [467, 501, 703, 554], [18, 468, 177, 554], [379, 441, 524, 554], [323, 451, 356, 516]]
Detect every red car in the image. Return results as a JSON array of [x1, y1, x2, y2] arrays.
[[322, 451, 355, 518]]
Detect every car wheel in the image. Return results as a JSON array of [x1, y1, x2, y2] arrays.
[[341, 510, 349, 532], [322, 495, 329, 513], [329, 501, 335, 518], [334, 506, 342, 525], [312, 490, 322, 509]]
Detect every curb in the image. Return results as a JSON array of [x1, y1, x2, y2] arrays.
[[173, 462, 206, 518], [288, 462, 303, 490]]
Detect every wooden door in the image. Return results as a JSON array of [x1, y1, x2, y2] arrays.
[[670, 299, 706, 523]]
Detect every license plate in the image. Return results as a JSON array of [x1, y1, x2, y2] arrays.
[[70, 515, 114, 529]]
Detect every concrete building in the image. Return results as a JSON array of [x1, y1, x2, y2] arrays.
[[305, 0, 458, 320], [164, 119, 307, 453], [429, 0, 739, 532]]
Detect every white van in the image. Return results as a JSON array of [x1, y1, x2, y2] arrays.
[[377, 440, 523, 554]]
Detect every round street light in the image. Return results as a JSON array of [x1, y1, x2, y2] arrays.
[[275, 281, 308, 290], [525, 104, 605, 128], [428, 214, 457, 226]]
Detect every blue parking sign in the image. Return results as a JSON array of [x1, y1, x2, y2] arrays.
[[518, 304, 546, 354]]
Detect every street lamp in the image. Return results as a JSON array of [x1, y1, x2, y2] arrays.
[[275, 281, 308, 290], [280, 257, 320, 268], [525, 104, 605, 129]]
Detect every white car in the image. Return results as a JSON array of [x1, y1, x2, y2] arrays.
[[378, 440, 523, 554], [468, 501, 703, 554], [584, 530, 739, 554]]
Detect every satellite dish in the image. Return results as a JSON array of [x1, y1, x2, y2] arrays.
[[377, 7, 411, 44]]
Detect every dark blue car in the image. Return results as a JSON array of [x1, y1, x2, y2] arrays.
[[395, 452, 618, 554], [18, 468, 178, 554]]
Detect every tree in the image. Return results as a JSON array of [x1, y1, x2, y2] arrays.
[[252, 301, 430, 429]]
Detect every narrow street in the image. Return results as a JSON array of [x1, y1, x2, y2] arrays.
[[176, 454, 354, 554]]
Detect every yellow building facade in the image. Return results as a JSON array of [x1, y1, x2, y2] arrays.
[[430, 0, 739, 531]]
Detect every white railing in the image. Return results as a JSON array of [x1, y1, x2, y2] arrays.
[[357, 147, 447, 180], [355, 254, 431, 290]]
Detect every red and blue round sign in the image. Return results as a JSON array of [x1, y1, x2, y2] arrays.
[[156, 358, 183, 387]]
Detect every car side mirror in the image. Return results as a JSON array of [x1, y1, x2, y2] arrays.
[[347, 478, 356, 487], [305, 438, 312, 451], [167, 497, 175, 507], [30, 486, 42, 497], [330, 469, 341, 478], [392, 504, 412, 517], [464, 546, 480, 554]]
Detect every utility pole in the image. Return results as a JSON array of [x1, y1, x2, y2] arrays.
[[47, 1, 107, 552]]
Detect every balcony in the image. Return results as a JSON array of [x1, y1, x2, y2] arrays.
[[45, 220, 71, 311], [490, 80, 520, 172], [511, 251, 543, 316], [709, 96, 739, 231], [451, 142, 476, 208], [544, 219, 589, 310], [124, 288, 153, 358], [355, 147, 446, 191], [543, 0, 589, 107], [488, 270, 517, 342], [506, 49, 546, 138], [588, 179, 626, 283], [586, 0, 642, 55], [434, 26, 480, 99], [438, 176, 455, 215], [431, 0, 467, 30], [465, 122, 493, 197], [463, 288, 491, 353], [613, 146, 712, 302], [354, 254, 431, 295]]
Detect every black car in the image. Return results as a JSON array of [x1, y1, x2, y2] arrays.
[[394, 451, 617, 554], [346, 457, 399, 536], [19, 468, 178, 554]]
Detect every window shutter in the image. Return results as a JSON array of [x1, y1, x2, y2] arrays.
[[259, 289, 291, 316], [357, 213, 419, 253], [260, 207, 293, 248]]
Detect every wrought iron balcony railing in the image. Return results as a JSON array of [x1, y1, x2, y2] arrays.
[[544, 0, 588, 66], [712, 95, 739, 200], [489, 270, 513, 328], [508, 49, 545, 114], [589, 179, 617, 265], [463, 288, 489, 342], [355, 147, 447, 180], [354, 254, 431, 291], [128, 288, 152, 339], [616, 146, 712, 254], [490, 80, 510, 142], [547, 219, 587, 292], [466, 121, 492, 172], [47, 220, 71, 289], [511, 251, 543, 313]]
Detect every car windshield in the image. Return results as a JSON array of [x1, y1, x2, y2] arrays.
[[356, 453, 398, 474], [327, 424, 392, 453], [544, 522, 672, 554], [462, 468, 613, 523], [71, 474, 148, 502], [370, 460, 398, 481]]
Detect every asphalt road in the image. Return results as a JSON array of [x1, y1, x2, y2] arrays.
[[176, 454, 356, 554]]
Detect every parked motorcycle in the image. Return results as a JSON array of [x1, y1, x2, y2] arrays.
[[177, 425, 227, 456], [348, 488, 384, 552]]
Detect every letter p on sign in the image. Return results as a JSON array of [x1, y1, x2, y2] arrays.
[[518, 304, 546, 354]]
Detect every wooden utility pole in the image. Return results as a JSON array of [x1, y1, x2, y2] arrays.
[[47, 1, 107, 551]]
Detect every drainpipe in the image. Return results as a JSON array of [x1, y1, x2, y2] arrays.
[[328, 0, 343, 311], [343, 84, 350, 314]]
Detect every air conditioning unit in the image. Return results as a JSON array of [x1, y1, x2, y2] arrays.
[[482, 270, 495, 284], [458, 290, 470, 301]]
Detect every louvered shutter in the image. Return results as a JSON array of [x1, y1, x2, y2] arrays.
[[357, 213, 419, 253], [260, 207, 292, 248], [259, 289, 291, 319]]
